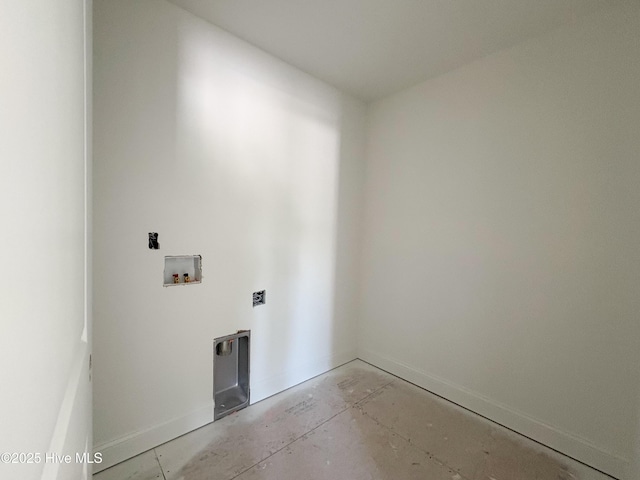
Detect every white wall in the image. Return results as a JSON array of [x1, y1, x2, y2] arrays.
[[0, 1, 91, 479], [93, 0, 366, 470], [631, 407, 640, 480], [360, 4, 640, 479]]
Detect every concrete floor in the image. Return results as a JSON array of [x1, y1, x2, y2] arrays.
[[94, 360, 614, 480]]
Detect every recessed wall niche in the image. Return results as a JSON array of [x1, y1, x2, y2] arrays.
[[163, 255, 202, 286]]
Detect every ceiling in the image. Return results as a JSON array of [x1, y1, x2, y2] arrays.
[[167, 0, 622, 101]]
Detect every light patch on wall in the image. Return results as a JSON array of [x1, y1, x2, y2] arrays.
[[174, 21, 342, 386]]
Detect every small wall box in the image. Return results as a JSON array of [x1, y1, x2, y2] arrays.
[[163, 255, 202, 287]]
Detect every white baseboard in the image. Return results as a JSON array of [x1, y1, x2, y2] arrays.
[[93, 403, 213, 473], [251, 350, 357, 403], [358, 348, 627, 480], [93, 350, 357, 474]]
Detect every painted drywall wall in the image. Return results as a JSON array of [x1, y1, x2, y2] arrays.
[[0, 1, 91, 479], [359, 4, 640, 479], [93, 0, 365, 469], [631, 405, 640, 480]]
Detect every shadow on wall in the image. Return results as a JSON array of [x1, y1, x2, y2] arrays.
[[173, 18, 347, 392], [93, 0, 363, 467]]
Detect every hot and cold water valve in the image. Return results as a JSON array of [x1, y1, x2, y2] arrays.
[[163, 255, 202, 286]]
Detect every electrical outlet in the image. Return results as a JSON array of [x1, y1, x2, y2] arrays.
[[148, 232, 159, 249], [253, 290, 266, 307]]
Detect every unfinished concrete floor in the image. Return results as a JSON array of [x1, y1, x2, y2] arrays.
[[94, 360, 613, 480]]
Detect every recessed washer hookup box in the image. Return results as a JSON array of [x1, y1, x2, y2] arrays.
[[214, 331, 250, 421]]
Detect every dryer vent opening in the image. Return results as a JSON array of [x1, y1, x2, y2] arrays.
[[216, 340, 233, 356], [214, 331, 250, 420]]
